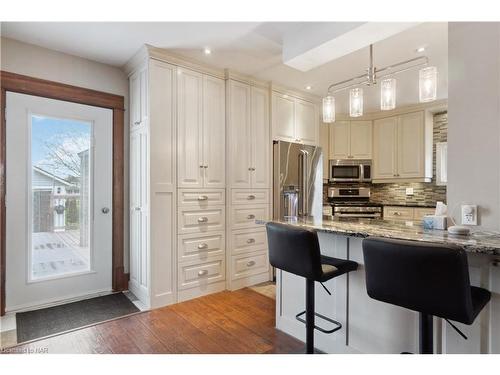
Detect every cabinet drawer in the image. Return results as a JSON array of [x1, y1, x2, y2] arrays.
[[178, 232, 225, 263], [230, 204, 269, 229], [383, 206, 414, 220], [231, 251, 269, 280], [178, 206, 225, 234], [230, 228, 267, 256], [178, 189, 225, 207], [231, 189, 269, 205], [178, 258, 225, 290], [413, 207, 435, 221]]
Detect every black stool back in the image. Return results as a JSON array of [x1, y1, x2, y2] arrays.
[[266, 222, 323, 280], [362, 237, 491, 353]]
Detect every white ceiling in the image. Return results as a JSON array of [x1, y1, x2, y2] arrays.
[[1, 22, 448, 113]]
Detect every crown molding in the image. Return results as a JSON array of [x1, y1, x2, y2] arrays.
[[224, 69, 270, 89], [270, 82, 321, 104]]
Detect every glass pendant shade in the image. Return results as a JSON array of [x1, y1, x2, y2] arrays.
[[349, 88, 363, 117], [380, 78, 396, 110], [419, 66, 437, 102], [322, 95, 335, 123]]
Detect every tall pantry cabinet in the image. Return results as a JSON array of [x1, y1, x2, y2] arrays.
[[127, 48, 272, 309], [226, 75, 272, 290]]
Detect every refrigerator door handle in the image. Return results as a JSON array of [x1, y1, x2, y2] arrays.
[[298, 149, 309, 216]]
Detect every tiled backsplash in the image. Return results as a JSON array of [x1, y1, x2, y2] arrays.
[[324, 112, 448, 207], [370, 112, 448, 206]]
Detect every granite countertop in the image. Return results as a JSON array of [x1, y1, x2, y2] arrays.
[[260, 217, 500, 256]]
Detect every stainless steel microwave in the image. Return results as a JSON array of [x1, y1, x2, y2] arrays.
[[328, 159, 372, 183]]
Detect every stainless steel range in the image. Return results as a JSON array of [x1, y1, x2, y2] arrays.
[[327, 186, 382, 219]]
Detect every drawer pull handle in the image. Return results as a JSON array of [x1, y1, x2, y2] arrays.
[[247, 195, 256, 200], [393, 212, 401, 216], [198, 270, 208, 277], [247, 214, 255, 220], [246, 261, 256, 267], [198, 217, 209, 223], [197, 243, 208, 250], [246, 238, 255, 244], [197, 195, 208, 201]]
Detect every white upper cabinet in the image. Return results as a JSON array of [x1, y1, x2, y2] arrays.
[[250, 86, 270, 188], [272, 93, 295, 141], [294, 98, 318, 145], [329, 121, 350, 159], [177, 68, 225, 188], [349, 121, 372, 159], [227, 80, 270, 189], [373, 116, 398, 179], [177, 68, 204, 188], [130, 66, 148, 128], [329, 120, 372, 160], [227, 80, 252, 188], [203, 75, 226, 188], [397, 111, 424, 178], [373, 111, 431, 182], [272, 91, 319, 145]]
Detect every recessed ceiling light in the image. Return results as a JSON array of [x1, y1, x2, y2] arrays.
[[416, 46, 426, 53], [203, 47, 212, 55], [305, 85, 312, 90]]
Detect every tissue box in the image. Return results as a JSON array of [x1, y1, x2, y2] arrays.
[[422, 215, 448, 230]]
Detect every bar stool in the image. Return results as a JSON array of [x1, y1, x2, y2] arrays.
[[266, 222, 358, 354], [362, 237, 491, 354]]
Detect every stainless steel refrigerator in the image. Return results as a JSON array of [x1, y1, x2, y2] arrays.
[[273, 140, 323, 221]]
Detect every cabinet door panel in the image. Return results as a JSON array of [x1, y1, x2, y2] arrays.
[[373, 116, 398, 179], [139, 68, 148, 124], [319, 122, 329, 181], [177, 68, 203, 188], [203, 75, 225, 188], [398, 112, 424, 178], [349, 120, 372, 159], [295, 99, 318, 145], [228, 80, 252, 188], [251, 86, 270, 188], [272, 93, 295, 141], [329, 121, 350, 159], [130, 71, 141, 128]]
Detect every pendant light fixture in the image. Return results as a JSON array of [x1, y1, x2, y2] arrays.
[[322, 45, 436, 121], [380, 78, 396, 110], [419, 66, 437, 103], [349, 88, 363, 117], [322, 95, 335, 123]]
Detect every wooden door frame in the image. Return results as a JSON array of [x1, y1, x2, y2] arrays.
[[0, 71, 127, 316]]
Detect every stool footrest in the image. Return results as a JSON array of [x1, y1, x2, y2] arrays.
[[295, 310, 342, 334]]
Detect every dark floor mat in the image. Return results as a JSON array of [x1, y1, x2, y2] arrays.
[[16, 293, 140, 343]]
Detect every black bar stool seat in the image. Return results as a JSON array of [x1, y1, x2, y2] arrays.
[[266, 222, 358, 354], [362, 237, 491, 354]]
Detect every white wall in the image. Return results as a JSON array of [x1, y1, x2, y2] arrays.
[[0, 37, 131, 272], [447, 23, 500, 231]]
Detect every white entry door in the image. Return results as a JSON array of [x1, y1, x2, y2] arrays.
[[5, 92, 113, 312]]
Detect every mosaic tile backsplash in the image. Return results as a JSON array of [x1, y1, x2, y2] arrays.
[[324, 112, 448, 207]]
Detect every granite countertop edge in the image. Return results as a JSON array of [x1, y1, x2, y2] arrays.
[[257, 219, 500, 256]]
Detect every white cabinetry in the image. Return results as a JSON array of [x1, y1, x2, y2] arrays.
[[319, 122, 330, 182], [177, 68, 225, 188], [227, 80, 270, 189], [329, 120, 372, 160], [373, 111, 432, 182], [271, 91, 319, 145], [128, 58, 177, 309], [226, 77, 271, 290]]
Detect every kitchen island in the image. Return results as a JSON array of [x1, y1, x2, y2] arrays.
[[265, 217, 500, 354]]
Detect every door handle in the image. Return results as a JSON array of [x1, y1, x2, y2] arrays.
[[102, 207, 110, 214], [197, 217, 209, 223]]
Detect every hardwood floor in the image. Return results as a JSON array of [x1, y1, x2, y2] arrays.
[[4, 288, 303, 354]]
